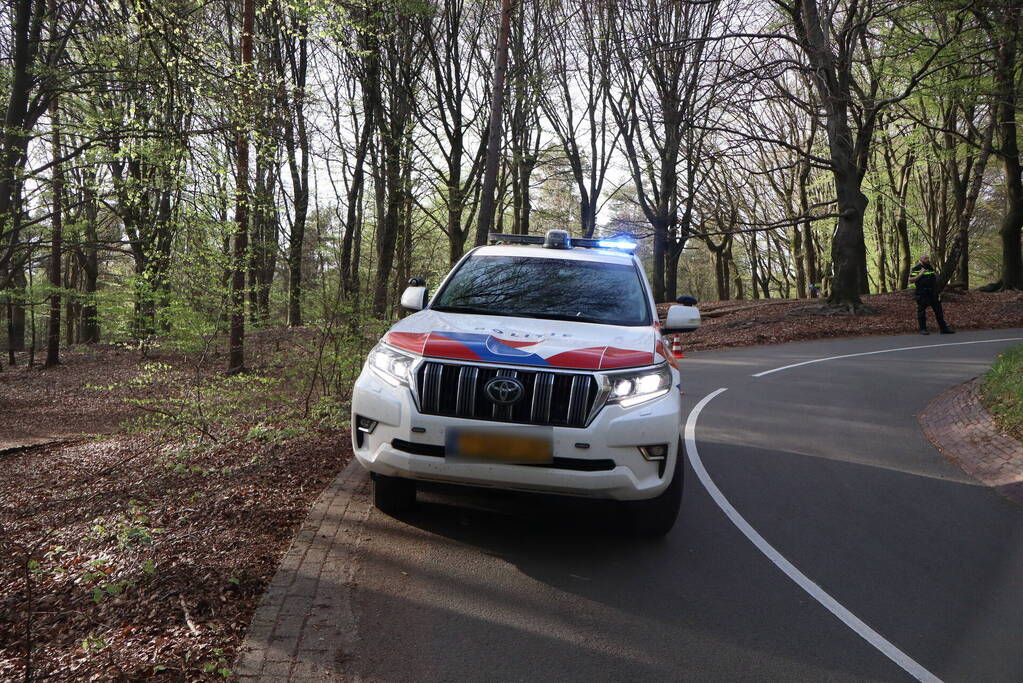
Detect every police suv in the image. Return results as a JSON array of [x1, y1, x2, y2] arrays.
[[351, 230, 700, 536]]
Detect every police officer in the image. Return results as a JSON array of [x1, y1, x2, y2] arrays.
[[909, 254, 953, 335]]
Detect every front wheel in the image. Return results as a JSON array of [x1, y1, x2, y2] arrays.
[[623, 447, 684, 538], [372, 473, 416, 515]]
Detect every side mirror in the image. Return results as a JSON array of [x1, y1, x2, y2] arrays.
[[676, 295, 698, 306], [663, 304, 700, 334], [401, 285, 428, 311]]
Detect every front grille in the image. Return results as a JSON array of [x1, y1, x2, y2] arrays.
[[415, 361, 601, 428]]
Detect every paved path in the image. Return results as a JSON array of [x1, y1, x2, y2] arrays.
[[920, 378, 1023, 504], [235, 463, 371, 680], [237, 329, 1023, 681]]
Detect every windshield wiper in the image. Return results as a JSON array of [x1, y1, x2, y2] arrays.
[[431, 305, 513, 317], [433, 305, 619, 325], [524, 311, 612, 325]]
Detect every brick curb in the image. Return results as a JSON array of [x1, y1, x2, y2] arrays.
[[234, 459, 372, 681], [920, 377, 1023, 505]]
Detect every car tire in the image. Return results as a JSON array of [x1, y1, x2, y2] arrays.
[[372, 473, 416, 515], [624, 445, 684, 538]]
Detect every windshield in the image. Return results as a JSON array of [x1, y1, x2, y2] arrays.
[[431, 254, 651, 326]]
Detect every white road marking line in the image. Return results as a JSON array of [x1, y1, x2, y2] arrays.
[[685, 388, 942, 683], [752, 336, 1023, 377]]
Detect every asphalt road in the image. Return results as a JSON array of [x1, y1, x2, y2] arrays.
[[345, 329, 1023, 682]]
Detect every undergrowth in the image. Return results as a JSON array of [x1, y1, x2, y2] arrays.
[[983, 344, 1023, 440]]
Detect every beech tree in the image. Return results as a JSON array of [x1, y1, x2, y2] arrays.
[[605, 0, 722, 302], [973, 0, 1023, 289], [772, 0, 960, 309]]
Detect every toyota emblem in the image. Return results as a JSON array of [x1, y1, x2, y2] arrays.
[[484, 376, 525, 405]]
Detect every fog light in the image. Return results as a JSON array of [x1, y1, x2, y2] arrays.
[[356, 415, 378, 434], [638, 444, 668, 461]]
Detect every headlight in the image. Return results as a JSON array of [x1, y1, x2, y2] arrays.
[[366, 344, 415, 386], [605, 363, 672, 408]]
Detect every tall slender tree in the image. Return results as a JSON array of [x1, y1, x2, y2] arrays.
[[229, 0, 255, 373], [476, 0, 513, 245]]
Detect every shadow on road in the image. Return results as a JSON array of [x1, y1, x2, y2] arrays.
[[344, 469, 904, 682]]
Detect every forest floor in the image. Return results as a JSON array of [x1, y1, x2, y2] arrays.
[[2, 289, 1022, 679], [0, 330, 354, 679], [663, 289, 1023, 352]]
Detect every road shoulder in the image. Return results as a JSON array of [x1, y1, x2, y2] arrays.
[[920, 377, 1023, 505]]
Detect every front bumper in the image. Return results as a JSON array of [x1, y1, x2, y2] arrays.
[[350, 367, 683, 501]]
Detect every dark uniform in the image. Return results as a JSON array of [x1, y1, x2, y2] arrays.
[[910, 262, 951, 334]]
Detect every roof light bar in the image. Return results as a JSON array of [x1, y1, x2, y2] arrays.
[[488, 231, 639, 252]]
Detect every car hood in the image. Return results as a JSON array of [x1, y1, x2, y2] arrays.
[[382, 309, 667, 370]]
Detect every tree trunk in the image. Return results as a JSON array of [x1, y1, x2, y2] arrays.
[[372, 114, 405, 317], [81, 268, 98, 344], [78, 184, 99, 343], [791, 223, 806, 297], [829, 170, 869, 307], [342, 51, 377, 293], [1001, 177, 1023, 288], [45, 30, 61, 368], [249, 145, 275, 325], [651, 217, 667, 303], [229, 0, 254, 374], [287, 197, 307, 326], [65, 250, 78, 346], [798, 160, 818, 289], [748, 237, 761, 301], [447, 186, 466, 264], [1000, 130, 1023, 288], [729, 241, 744, 299], [286, 17, 310, 326], [666, 241, 686, 302], [0, 0, 44, 281], [476, 0, 512, 245], [7, 263, 26, 353], [874, 193, 888, 293], [957, 229, 969, 289]]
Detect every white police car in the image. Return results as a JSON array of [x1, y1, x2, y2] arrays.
[[351, 230, 700, 536]]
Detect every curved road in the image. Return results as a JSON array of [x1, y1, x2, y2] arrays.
[[345, 329, 1023, 682]]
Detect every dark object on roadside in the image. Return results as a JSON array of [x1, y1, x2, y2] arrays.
[[910, 255, 953, 334], [676, 295, 698, 306], [979, 281, 1002, 292]]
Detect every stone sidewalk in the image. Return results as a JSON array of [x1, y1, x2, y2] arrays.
[[920, 377, 1023, 505], [234, 460, 372, 681]]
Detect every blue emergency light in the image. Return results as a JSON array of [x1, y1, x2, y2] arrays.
[[596, 239, 637, 251]]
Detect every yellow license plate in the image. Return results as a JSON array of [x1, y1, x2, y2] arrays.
[[446, 428, 553, 464]]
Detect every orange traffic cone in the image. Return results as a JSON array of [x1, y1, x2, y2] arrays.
[[671, 334, 684, 359]]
